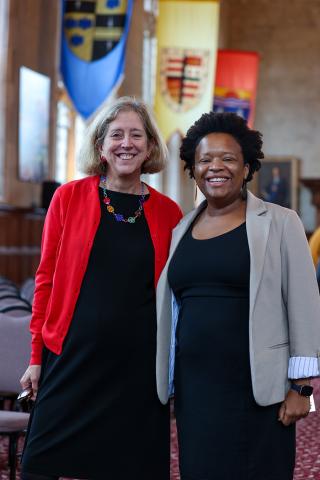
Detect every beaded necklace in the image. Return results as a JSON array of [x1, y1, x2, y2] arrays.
[[100, 175, 146, 224]]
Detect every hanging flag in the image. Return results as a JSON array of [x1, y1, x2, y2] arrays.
[[61, 0, 133, 119], [154, 0, 220, 140], [213, 49, 259, 127]]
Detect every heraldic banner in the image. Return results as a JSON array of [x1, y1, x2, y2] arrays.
[[154, 0, 220, 141], [213, 50, 260, 127], [61, 0, 133, 119]]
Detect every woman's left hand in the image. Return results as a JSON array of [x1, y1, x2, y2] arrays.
[[278, 390, 310, 426]]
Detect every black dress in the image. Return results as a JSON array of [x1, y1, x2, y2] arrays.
[[22, 189, 170, 479], [168, 223, 295, 480]]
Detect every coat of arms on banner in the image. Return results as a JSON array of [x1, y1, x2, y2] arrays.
[[160, 48, 210, 112], [64, 0, 127, 62]]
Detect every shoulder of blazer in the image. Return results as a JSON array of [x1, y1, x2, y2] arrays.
[[247, 190, 268, 216], [247, 190, 297, 221]]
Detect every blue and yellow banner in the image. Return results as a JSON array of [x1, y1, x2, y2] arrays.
[[61, 0, 133, 119]]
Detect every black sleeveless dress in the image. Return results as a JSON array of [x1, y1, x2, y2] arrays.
[[168, 222, 295, 480], [22, 189, 170, 479]]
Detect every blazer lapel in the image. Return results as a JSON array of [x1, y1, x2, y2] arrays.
[[157, 200, 206, 321], [169, 201, 206, 256], [246, 191, 271, 319], [156, 201, 206, 402]]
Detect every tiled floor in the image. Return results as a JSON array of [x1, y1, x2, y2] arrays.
[[1, 379, 320, 479]]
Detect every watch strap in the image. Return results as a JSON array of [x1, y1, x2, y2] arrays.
[[291, 383, 313, 397]]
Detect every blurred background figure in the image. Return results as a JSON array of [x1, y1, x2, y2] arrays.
[[309, 225, 320, 291]]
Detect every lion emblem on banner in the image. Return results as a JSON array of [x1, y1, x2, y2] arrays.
[[160, 48, 210, 112]]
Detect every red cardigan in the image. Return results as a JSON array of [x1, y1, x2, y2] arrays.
[[30, 175, 183, 365]]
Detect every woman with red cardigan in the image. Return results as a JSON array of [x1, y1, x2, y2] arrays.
[[19, 97, 182, 480]]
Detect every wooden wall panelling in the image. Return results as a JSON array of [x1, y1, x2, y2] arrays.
[[3, 0, 60, 207], [0, 208, 44, 284]]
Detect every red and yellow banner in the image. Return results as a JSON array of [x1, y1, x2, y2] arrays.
[[155, 0, 220, 140], [213, 49, 259, 127]]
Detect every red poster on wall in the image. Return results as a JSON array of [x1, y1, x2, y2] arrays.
[[213, 50, 259, 127]]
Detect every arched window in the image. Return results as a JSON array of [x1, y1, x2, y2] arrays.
[[55, 86, 85, 183]]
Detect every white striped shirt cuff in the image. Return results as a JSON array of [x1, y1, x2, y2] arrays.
[[288, 356, 320, 379]]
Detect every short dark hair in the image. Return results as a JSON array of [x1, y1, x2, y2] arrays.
[[180, 112, 263, 181]]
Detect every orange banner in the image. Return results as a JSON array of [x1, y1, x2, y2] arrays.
[[213, 50, 259, 127]]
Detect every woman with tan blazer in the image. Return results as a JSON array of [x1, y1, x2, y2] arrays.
[[156, 112, 320, 480]]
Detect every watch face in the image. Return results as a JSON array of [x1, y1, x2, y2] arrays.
[[301, 385, 313, 397]]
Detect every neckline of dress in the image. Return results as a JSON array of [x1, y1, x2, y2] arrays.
[[190, 221, 246, 242], [98, 186, 150, 198]]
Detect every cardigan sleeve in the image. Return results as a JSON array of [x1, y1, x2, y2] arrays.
[[281, 210, 320, 375], [29, 189, 64, 364], [170, 202, 183, 229]]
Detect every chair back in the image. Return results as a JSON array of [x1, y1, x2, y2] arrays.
[[0, 291, 32, 315], [0, 285, 19, 295], [20, 278, 35, 305], [0, 306, 32, 316], [0, 276, 16, 287], [0, 313, 31, 392]]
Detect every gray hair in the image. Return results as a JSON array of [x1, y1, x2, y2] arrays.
[[78, 96, 168, 175]]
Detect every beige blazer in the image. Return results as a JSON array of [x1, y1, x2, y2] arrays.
[[156, 191, 320, 406]]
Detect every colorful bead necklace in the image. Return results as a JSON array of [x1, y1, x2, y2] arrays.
[[100, 175, 146, 224]]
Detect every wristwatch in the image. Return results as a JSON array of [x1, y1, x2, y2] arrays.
[[291, 383, 313, 397]]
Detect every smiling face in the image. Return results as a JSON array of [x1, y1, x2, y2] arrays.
[[100, 110, 152, 180], [193, 132, 249, 205]]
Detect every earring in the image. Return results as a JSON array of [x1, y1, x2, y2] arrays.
[[241, 179, 248, 200], [100, 155, 107, 174]]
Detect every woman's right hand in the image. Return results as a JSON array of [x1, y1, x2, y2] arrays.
[[20, 365, 42, 400]]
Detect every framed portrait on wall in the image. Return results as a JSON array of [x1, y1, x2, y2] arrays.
[[255, 157, 300, 211], [18, 66, 50, 182]]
